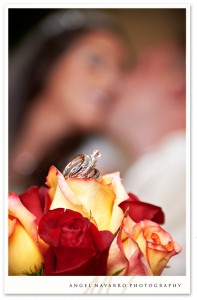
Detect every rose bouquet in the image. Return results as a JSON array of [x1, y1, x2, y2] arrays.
[[8, 152, 181, 276]]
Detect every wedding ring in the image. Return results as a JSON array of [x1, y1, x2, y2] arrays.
[[63, 149, 101, 180]]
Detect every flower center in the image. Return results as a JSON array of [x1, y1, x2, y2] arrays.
[[149, 233, 161, 244]]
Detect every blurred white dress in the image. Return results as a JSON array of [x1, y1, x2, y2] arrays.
[[124, 131, 186, 276]]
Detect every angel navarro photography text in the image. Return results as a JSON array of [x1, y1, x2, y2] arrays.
[[67, 282, 182, 289]]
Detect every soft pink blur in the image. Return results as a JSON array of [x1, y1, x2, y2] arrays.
[[109, 40, 186, 157]]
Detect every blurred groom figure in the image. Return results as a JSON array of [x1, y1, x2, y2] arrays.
[[108, 39, 186, 276]]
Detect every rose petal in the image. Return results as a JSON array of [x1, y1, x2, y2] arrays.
[[8, 193, 38, 242], [132, 220, 182, 275], [127, 193, 140, 202], [107, 216, 153, 276], [107, 239, 128, 275], [20, 186, 51, 225], [37, 235, 49, 255], [40, 209, 113, 276], [147, 246, 181, 275], [66, 178, 116, 231], [99, 230, 114, 250], [44, 246, 109, 276], [46, 165, 59, 199], [49, 171, 84, 212], [38, 186, 52, 213], [51, 173, 116, 231], [38, 208, 65, 245], [9, 220, 43, 275], [119, 193, 165, 224], [53, 247, 96, 273], [8, 217, 16, 237], [46, 228, 61, 247], [120, 216, 152, 276], [174, 241, 182, 253], [48, 168, 127, 233], [102, 172, 128, 233], [50, 184, 81, 211], [43, 247, 55, 275]]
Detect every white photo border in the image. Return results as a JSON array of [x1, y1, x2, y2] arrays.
[[3, 1, 190, 295]]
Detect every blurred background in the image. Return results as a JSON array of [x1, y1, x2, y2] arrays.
[[8, 8, 186, 275], [9, 9, 185, 56], [9, 8, 186, 189]]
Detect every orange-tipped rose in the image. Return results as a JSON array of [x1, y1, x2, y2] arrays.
[[107, 216, 181, 276], [131, 220, 182, 275]]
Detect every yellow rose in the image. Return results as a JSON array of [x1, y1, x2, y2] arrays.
[[8, 193, 44, 275], [46, 165, 128, 233]]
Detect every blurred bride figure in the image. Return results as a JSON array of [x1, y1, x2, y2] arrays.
[[108, 38, 186, 275], [9, 9, 129, 192]]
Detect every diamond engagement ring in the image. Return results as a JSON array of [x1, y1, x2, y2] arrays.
[[63, 149, 101, 179]]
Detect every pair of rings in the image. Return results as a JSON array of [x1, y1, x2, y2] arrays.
[[63, 149, 101, 180]]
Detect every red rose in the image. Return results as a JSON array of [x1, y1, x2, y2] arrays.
[[119, 193, 164, 224], [38, 209, 114, 275], [20, 186, 52, 225]]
